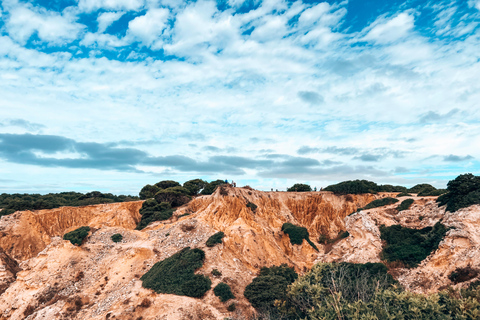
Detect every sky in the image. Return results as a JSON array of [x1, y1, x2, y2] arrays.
[[0, 0, 479, 195]]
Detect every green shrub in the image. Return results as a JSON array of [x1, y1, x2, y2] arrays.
[[380, 222, 447, 268], [449, 266, 479, 284], [397, 199, 414, 212], [211, 269, 222, 277], [111, 233, 123, 243], [201, 180, 226, 195], [396, 192, 412, 197], [139, 184, 160, 199], [154, 186, 191, 207], [214, 282, 235, 302], [408, 183, 437, 194], [246, 201, 257, 212], [287, 183, 312, 192], [244, 264, 297, 310], [324, 180, 380, 194], [63, 226, 91, 246], [136, 200, 174, 230], [206, 232, 224, 247], [141, 247, 211, 298], [281, 223, 318, 251], [361, 197, 399, 210], [379, 184, 408, 192], [155, 180, 181, 189], [183, 179, 207, 196], [438, 174, 480, 212], [0, 192, 138, 217], [227, 303, 236, 312]]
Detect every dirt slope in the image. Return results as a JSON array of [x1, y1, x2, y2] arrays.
[[0, 187, 478, 319]]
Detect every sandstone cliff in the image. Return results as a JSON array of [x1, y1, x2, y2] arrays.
[[0, 187, 478, 319]]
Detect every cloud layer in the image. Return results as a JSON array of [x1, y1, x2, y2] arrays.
[[0, 0, 479, 194]]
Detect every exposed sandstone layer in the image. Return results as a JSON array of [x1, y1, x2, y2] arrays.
[[1, 187, 478, 319]]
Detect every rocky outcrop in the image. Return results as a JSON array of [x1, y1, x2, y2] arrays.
[[1, 188, 479, 319]]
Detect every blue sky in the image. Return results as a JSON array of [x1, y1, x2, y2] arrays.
[[0, 0, 479, 195]]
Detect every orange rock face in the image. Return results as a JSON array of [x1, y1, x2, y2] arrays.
[[0, 187, 477, 319]]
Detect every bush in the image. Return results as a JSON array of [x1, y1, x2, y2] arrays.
[[111, 233, 123, 243], [437, 174, 480, 212], [211, 269, 222, 277], [379, 184, 408, 192], [396, 192, 412, 197], [287, 184, 312, 192], [139, 184, 160, 199], [154, 186, 191, 207], [227, 303, 236, 312], [200, 180, 226, 195], [244, 264, 297, 310], [141, 247, 211, 298], [408, 183, 436, 194], [397, 198, 414, 212], [449, 266, 479, 284], [246, 201, 257, 212], [214, 282, 235, 302], [281, 223, 318, 251], [324, 180, 380, 194], [0, 192, 138, 217], [361, 197, 399, 210], [136, 200, 174, 230], [380, 222, 447, 268], [155, 180, 181, 189], [183, 179, 207, 196], [63, 226, 91, 246], [206, 232, 224, 247]]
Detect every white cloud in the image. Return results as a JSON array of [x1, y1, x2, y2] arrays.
[[127, 8, 169, 46], [97, 11, 125, 33], [81, 32, 126, 47], [363, 12, 415, 44], [78, 0, 144, 12], [469, 0, 480, 11], [5, 4, 84, 44]]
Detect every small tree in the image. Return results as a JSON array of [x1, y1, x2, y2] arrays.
[[63, 226, 90, 246], [154, 186, 191, 207], [214, 282, 235, 302], [183, 179, 208, 196], [201, 180, 226, 195], [155, 180, 181, 189], [287, 183, 312, 192], [139, 184, 160, 200]]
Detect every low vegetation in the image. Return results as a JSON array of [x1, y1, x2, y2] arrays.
[[281, 263, 480, 320], [0, 191, 138, 217], [63, 226, 90, 246], [408, 183, 437, 194], [246, 201, 257, 212], [111, 233, 123, 243], [244, 264, 298, 310], [281, 223, 318, 251], [141, 247, 211, 298], [206, 231, 224, 247], [437, 173, 480, 212], [449, 266, 479, 284], [324, 180, 406, 195], [396, 192, 412, 197], [214, 282, 235, 302], [361, 197, 399, 210], [136, 200, 174, 230], [201, 180, 226, 195], [397, 198, 414, 212], [380, 222, 448, 268], [287, 183, 312, 192]]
